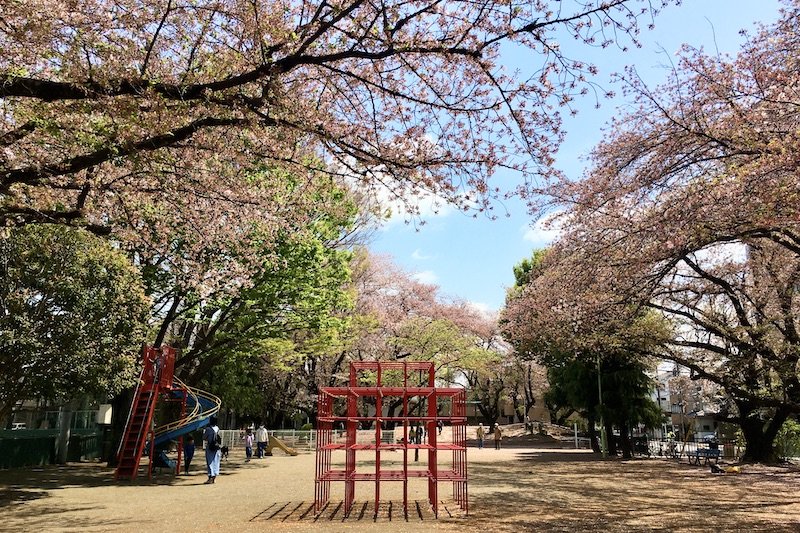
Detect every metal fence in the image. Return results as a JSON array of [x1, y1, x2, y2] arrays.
[[217, 429, 315, 450], [0, 435, 55, 469], [646, 439, 742, 459], [213, 430, 744, 460], [0, 430, 103, 469], [217, 429, 404, 450]]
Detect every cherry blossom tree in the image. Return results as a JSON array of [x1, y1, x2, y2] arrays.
[[1, 0, 671, 242], [503, 248, 668, 454], [517, 2, 800, 462], [308, 250, 517, 425]]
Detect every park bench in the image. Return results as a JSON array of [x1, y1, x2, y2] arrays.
[[688, 447, 721, 465]]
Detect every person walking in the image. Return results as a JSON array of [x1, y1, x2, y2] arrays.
[[256, 424, 268, 458], [493, 423, 502, 450], [476, 423, 485, 449], [243, 428, 254, 462], [183, 435, 195, 474], [204, 416, 221, 484], [437, 420, 443, 435]]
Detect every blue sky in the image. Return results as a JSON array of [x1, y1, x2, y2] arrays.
[[368, 0, 784, 313]]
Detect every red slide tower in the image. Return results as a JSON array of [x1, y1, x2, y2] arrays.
[[315, 361, 468, 517], [115, 346, 220, 481]]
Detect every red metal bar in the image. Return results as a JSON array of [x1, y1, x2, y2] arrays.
[[158, 346, 175, 388], [314, 362, 468, 517], [428, 384, 438, 517], [345, 386, 357, 515], [175, 385, 186, 476], [375, 392, 382, 515]]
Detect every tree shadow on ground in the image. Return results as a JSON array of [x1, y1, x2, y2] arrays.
[[0, 452, 277, 506], [250, 498, 454, 523], [0, 455, 282, 531], [460, 450, 800, 532]]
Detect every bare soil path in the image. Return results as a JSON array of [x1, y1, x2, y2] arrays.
[[1, 446, 799, 532]]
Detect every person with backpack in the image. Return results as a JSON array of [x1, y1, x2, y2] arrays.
[[203, 416, 221, 484]]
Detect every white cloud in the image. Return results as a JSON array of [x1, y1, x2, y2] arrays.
[[411, 248, 432, 260], [522, 212, 564, 245], [467, 301, 496, 318], [379, 188, 455, 227], [330, 155, 456, 229], [412, 270, 438, 284]]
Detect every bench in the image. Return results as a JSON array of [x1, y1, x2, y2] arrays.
[[688, 447, 721, 465]]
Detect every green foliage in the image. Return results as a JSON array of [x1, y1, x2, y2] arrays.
[[392, 318, 475, 366], [775, 418, 800, 461], [600, 356, 664, 430], [184, 176, 357, 416], [545, 359, 599, 419], [512, 248, 548, 288], [0, 225, 150, 419], [545, 354, 664, 431]]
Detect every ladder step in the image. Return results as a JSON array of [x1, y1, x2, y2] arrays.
[[115, 372, 163, 482]]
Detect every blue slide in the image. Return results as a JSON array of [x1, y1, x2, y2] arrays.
[[153, 382, 221, 446]]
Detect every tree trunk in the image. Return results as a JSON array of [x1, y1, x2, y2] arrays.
[[106, 388, 134, 467], [0, 403, 14, 429], [524, 365, 536, 420], [619, 420, 632, 459], [587, 412, 600, 453], [605, 420, 617, 456], [56, 399, 79, 464], [738, 402, 790, 463], [511, 392, 524, 423]]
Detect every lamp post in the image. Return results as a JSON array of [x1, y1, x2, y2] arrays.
[[597, 353, 608, 458]]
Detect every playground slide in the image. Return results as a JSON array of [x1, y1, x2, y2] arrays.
[[153, 381, 221, 446], [153, 449, 177, 470], [268, 435, 299, 456]]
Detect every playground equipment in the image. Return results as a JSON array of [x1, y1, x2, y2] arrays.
[[115, 346, 220, 480], [314, 361, 468, 518], [266, 435, 298, 456]]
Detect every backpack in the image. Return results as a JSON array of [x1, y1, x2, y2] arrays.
[[208, 428, 222, 451]]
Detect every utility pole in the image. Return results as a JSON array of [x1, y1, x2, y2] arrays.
[[597, 353, 608, 458]]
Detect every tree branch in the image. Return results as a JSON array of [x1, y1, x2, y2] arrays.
[[1, 116, 248, 192]]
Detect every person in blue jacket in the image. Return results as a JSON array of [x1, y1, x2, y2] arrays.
[[183, 435, 195, 475], [203, 417, 221, 484]]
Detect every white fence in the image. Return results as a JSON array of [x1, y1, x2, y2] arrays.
[[216, 428, 449, 451]]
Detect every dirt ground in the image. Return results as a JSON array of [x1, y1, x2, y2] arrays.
[[1, 443, 799, 532]]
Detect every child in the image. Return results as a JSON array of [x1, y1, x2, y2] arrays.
[[183, 435, 195, 474], [243, 428, 254, 462]]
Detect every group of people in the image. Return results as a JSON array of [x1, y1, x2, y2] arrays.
[[188, 418, 505, 484], [177, 417, 272, 484], [241, 424, 270, 461], [475, 423, 503, 449]]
